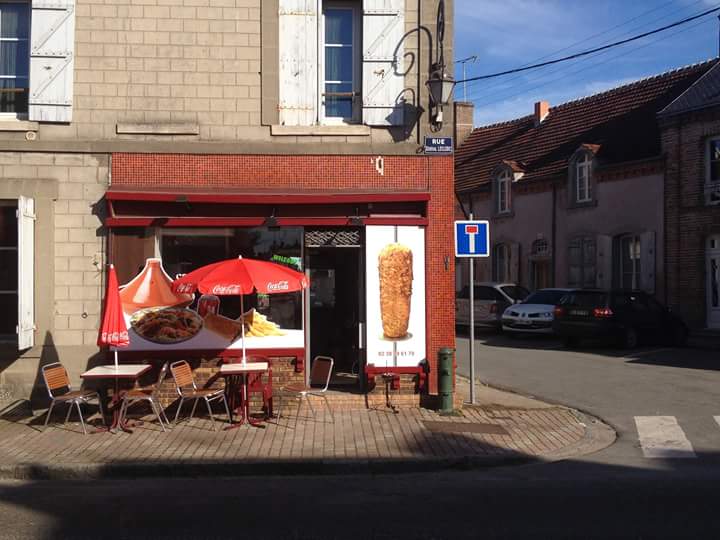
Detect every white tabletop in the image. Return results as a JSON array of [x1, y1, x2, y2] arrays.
[[220, 362, 269, 374], [81, 364, 152, 379]]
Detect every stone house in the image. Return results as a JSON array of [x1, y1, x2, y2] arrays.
[[0, 0, 456, 407], [660, 61, 720, 330], [454, 60, 716, 301]]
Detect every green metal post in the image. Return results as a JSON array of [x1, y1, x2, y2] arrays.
[[438, 347, 454, 413]]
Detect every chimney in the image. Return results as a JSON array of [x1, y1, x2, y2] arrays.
[[454, 101, 474, 148], [534, 101, 550, 126]]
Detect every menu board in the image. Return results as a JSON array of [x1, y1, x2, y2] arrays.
[[365, 226, 426, 368], [116, 258, 304, 352]]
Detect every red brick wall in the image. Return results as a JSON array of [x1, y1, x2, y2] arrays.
[[111, 153, 455, 395], [662, 109, 720, 328]]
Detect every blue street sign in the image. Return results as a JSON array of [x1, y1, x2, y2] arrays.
[[454, 220, 490, 257], [424, 136, 453, 154]]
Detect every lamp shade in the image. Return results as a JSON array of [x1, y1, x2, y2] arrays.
[[426, 71, 456, 106]]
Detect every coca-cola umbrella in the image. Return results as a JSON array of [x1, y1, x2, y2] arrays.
[[172, 256, 308, 362], [97, 264, 130, 368]]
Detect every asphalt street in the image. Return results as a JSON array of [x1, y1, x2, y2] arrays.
[[456, 331, 720, 468]]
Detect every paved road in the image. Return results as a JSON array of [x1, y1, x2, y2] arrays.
[[456, 331, 720, 467]]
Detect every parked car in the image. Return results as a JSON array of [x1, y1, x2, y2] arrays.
[[552, 289, 688, 348], [501, 288, 572, 334], [456, 282, 530, 330]]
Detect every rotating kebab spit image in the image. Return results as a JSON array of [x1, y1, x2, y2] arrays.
[[378, 243, 413, 339]]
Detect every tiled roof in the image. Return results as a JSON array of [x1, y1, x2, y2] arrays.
[[659, 61, 720, 116], [455, 59, 718, 194]]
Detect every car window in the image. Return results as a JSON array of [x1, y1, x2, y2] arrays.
[[524, 290, 566, 305], [500, 285, 530, 302], [611, 293, 632, 310], [476, 286, 498, 301], [646, 296, 667, 314], [561, 292, 607, 307]]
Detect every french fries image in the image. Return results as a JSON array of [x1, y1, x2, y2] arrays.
[[237, 309, 286, 337]]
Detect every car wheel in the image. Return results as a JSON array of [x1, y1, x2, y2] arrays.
[[672, 325, 688, 347], [562, 337, 577, 348], [622, 327, 639, 349]]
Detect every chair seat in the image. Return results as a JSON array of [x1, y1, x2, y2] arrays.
[[180, 387, 224, 398], [53, 389, 98, 401], [124, 388, 154, 399], [282, 383, 311, 394]]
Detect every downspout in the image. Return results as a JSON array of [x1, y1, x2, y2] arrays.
[[417, 0, 422, 145], [551, 180, 557, 287]]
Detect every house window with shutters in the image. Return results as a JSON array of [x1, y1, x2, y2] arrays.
[[493, 243, 510, 282], [568, 235, 596, 288], [615, 234, 641, 289], [321, 1, 361, 124], [278, 0, 405, 128], [0, 197, 34, 349], [0, 2, 30, 117]]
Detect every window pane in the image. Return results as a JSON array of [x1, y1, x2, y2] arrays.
[[0, 293, 17, 335], [0, 4, 30, 39], [0, 206, 18, 247], [325, 47, 353, 82], [711, 160, 720, 183], [0, 250, 18, 290], [325, 8, 353, 45], [0, 79, 28, 114], [325, 82, 353, 118], [0, 41, 29, 77]]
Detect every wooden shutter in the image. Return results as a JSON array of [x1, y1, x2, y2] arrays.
[[17, 197, 35, 350], [278, 0, 318, 126], [596, 234, 613, 289], [640, 231, 656, 294], [362, 0, 405, 126], [28, 1, 76, 123]]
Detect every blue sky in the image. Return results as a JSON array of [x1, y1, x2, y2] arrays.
[[454, 0, 719, 126]]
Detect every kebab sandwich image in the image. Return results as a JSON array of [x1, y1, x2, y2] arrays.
[[378, 243, 413, 339]]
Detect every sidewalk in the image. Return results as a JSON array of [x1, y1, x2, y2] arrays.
[[0, 383, 615, 480]]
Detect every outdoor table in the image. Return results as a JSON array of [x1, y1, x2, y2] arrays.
[[220, 361, 269, 429], [80, 364, 152, 433]]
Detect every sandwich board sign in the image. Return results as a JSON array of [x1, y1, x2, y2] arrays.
[[454, 220, 490, 258]]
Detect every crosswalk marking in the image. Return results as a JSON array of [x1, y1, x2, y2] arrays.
[[634, 416, 696, 459]]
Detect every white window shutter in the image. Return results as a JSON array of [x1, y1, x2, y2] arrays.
[[362, 0, 405, 126], [596, 234, 613, 289], [278, 0, 318, 126], [17, 197, 35, 350], [28, 0, 76, 123], [640, 231, 656, 294]]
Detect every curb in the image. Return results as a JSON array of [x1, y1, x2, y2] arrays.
[[0, 455, 538, 481]]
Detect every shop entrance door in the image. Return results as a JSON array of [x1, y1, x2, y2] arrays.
[[707, 235, 720, 328], [305, 229, 364, 389]]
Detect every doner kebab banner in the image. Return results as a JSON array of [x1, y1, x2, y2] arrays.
[[365, 226, 426, 368]]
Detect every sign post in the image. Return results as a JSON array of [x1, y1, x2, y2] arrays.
[[454, 216, 490, 404]]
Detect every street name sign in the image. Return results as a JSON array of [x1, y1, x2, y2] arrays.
[[424, 136, 453, 154], [454, 220, 490, 258]]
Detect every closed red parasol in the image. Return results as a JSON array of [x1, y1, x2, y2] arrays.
[[172, 256, 308, 362], [97, 264, 129, 367]]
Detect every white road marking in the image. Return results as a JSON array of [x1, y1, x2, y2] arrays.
[[634, 416, 696, 458]]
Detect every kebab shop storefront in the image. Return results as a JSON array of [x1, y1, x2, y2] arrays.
[[105, 153, 455, 409]]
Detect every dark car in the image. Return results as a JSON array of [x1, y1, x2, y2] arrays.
[[552, 289, 688, 349]]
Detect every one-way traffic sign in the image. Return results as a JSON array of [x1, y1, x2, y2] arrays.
[[454, 220, 490, 258]]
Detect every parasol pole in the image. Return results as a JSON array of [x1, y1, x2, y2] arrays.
[[114, 349, 119, 369], [241, 294, 247, 364]]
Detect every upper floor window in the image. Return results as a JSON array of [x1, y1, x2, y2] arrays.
[[575, 154, 592, 203], [0, 2, 30, 117], [496, 170, 511, 214], [321, 2, 361, 124], [706, 138, 720, 205]]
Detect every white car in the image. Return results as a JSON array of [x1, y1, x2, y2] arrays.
[[501, 288, 572, 334]]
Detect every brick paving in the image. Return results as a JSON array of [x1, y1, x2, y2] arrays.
[[0, 400, 586, 470]]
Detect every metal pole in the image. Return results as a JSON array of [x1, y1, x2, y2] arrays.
[[469, 212, 475, 405]]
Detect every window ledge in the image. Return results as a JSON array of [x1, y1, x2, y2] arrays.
[[568, 199, 598, 210], [493, 210, 515, 220], [271, 125, 371, 137], [116, 123, 199, 135], [0, 120, 39, 133]]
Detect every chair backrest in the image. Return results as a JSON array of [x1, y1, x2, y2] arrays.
[[309, 356, 333, 392], [152, 362, 170, 397], [170, 360, 195, 394], [42, 363, 71, 398]]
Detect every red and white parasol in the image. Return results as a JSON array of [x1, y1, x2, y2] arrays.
[[97, 264, 129, 368]]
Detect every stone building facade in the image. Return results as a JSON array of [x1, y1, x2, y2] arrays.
[[0, 0, 456, 404]]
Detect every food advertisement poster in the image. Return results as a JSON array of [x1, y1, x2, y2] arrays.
[[365, 226, 426, 368], [116, 258, 304, 352]]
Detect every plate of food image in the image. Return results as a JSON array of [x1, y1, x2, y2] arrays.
[[130, 307, 203, 344]]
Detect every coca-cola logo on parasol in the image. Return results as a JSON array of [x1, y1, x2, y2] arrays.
[[267, 280, 289, 292], [175, 284, 195, 294], [211, 284, 242, 295]]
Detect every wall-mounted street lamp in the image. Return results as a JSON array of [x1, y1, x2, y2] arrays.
[[425, 0, 456, 131]]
